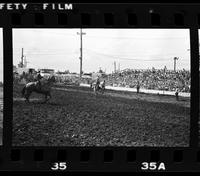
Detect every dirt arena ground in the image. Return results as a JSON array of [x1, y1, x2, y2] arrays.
[[13, 83, 190, 147]]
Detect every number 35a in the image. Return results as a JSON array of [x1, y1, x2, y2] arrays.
[[51, 162, 67, 170], [141, 162, 166, 171]]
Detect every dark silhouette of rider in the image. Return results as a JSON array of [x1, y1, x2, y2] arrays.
[[37, 71, 43, 90]]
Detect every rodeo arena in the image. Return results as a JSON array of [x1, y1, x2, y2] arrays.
[[13, 55, 190, 147], [12, 30, 191, 147]]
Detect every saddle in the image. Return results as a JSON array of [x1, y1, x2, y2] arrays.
[[36, 80, 42, 89], [36, 79, 52, 91]]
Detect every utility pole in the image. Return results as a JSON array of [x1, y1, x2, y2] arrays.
[[21, 48, 24, 68], [174, 57, 179, 72], [118, 63, 120, 72], [114, 61, 116, 73], [77, 28, 86, 77]]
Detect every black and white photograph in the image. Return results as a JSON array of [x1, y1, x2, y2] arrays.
[[0, 28, 3, 145], [12, 29, 190, 146]]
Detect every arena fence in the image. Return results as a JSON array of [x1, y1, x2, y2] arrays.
[[80, 83, 190, 98]]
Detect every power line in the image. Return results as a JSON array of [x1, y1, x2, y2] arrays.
[[84, 35, 187, 40], [85, 48, 188, 58], [13, 47, 79, 51], [85, 48, 185, 61], [15, 30, 77, 37]]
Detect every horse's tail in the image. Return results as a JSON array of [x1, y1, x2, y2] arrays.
[[21, 86, 26, 97]]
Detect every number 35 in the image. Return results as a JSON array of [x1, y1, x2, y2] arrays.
[[51, 162, 67, 170]]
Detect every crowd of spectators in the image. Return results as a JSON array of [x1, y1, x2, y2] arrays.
[[105, 68, 190, 93], [13, 71, 81, 85]]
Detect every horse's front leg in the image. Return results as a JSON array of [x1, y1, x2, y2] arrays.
[[43, 93, 48, 103], [45, 94, 49, 102], [49, 92, 52, 99], [93, 87, 97, 95], [44, 92, 51, 103], [47, 92, 51, 101]]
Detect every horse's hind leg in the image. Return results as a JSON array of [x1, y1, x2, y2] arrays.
[[26, 98, 30, 103], [47, 92, 52, 100], [44, 92, 51, 103], [25, 92, 30, 103], [44, 94, 48, 103]]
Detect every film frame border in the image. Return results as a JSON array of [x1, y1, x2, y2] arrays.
[[0, 3, 199, 172]]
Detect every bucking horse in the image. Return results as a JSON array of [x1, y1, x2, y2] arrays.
[[21, 75, 56, 103]]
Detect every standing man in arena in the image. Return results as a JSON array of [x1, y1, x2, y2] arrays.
[[136, 80, 140, 93], [175, 87, 179, 101], [96, 76, 100, 90], [36, 70, 43, 90]]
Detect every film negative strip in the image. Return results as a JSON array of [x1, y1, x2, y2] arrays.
[[0, 2, 199, 172]]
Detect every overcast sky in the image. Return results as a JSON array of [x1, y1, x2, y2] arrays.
[[13, 28, 191, 74], [0, 28, 3, 82]]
